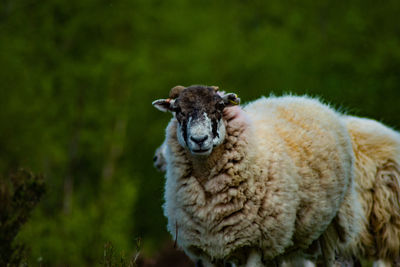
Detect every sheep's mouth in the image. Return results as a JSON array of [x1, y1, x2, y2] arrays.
[[191, 148, 212, 155]]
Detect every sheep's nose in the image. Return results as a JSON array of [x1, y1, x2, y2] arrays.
[[190, 135, 208, 145]]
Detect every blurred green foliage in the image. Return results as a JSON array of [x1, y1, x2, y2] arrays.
[[0, 0, 399, 265], [0, 170, 45, 265]]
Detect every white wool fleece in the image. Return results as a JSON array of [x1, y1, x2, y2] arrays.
[[162, 95, 363, 265]]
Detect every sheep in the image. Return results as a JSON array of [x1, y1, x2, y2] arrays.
[[154, 139, 167, 172], [340, 116, 400, 266], [152, 85, 363, 266], [152, 92, 400, 266]]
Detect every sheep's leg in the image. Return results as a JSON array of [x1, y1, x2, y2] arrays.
[[317, 236, 334, 267], [372, 259, 392, 267], [281, 258, 316, 267], [242, 249, 265, 267], [333, 255, 362, 267], [304, 260, 317, 267]]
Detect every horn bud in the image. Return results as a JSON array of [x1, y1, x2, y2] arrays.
[[210, 86, 219, 92], [169, 85, 185, 99]]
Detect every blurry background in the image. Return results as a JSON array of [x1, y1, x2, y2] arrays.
[[0, 0, 399, 265]]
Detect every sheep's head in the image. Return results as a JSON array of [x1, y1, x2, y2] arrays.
[[153, 85, 240, 156], [153, 142, 167, 172]]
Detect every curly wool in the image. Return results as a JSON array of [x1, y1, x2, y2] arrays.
[[163, 95, 361, 264], [344, 116, 400, 263]]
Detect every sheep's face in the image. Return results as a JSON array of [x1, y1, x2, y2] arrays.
[[153, 142, 167, 172], [153, 85, 240, 156]]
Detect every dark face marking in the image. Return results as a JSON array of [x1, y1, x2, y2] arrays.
[[176, 86, 224, 120], [173, 86, 226, 151], [212, 119, 219, 139]]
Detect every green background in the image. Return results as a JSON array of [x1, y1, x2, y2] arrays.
[[1, 0, 399, 265]]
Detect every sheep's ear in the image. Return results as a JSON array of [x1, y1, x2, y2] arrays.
[[222, 93, 240, 107], [152, 98, 176, 112]]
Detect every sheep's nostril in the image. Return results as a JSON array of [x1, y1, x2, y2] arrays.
[[190, 135, 208, 145], [153, 155, 158, 162]]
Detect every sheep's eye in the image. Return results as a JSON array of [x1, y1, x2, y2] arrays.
[[173, 107, 182, 114], [216, 102, 225, 110]]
